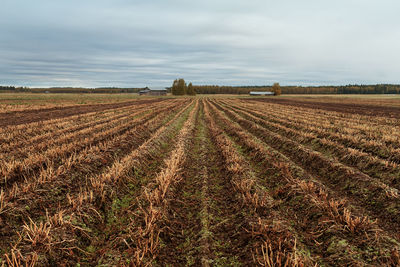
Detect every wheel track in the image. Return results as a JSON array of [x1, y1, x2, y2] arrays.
[[157, 99, 253, 266]]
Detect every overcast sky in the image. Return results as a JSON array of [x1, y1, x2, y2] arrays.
[[1, 0, 399, 87]]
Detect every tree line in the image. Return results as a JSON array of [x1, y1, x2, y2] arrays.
[[281, 84, 400, 94], [172, 84, 400, 95], [2, 83, 400, 95]]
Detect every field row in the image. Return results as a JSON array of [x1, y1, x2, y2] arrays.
[[0, 98, 164, 128], [248, 97, 400, 118]]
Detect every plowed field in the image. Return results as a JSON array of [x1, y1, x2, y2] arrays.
[[1, 96, 399, 266]]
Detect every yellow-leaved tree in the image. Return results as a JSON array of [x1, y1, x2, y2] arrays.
[[272, 82, 281, 96]]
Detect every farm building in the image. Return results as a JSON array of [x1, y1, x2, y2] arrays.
[[139, 87, 168, 96], [249, 91, 275, 96]]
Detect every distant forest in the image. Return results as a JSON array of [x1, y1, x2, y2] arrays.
[[191, 84, 400, 95], [1, 84, 400, 94]]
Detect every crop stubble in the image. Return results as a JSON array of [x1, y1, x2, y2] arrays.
[[0, 96, 399, 266]]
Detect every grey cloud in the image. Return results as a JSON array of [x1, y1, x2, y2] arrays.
[[0, 0, 399, 87]]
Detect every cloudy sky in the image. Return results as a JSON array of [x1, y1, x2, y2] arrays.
[[1, 0, 399, 87]]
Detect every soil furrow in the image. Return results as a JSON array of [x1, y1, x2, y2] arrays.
[[221, 100, 400, 188], [157, 100, 253, 266], [211, 100, 400, 240], [1, 96, 399, 266], [0, 98, 165, 127], [208, 100, 399, 265], [1, 100, 193, 265], [0, 101, 183, 190], [246, 98, 400, 118], [0, 101, 161, 156], [0, 102, 186, 259], [224, 100, 400, 163]]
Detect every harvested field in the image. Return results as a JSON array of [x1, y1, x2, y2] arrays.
[[0, 95, 400, 266], [248, 97, 400, 118], [0, 99, 164, 127]]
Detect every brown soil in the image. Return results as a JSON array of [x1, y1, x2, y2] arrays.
[[0, 100, 190, 266], [214, 99, 400, 242], [0, 98, 164, 127], [246, 98, 400, 117], [2, 97, 399, 266], [210, 99, 400, 264]]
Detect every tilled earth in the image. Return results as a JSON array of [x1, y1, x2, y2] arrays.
[[1, 96, 399, 266]]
